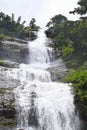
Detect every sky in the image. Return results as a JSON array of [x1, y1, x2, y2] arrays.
[[0, 0, 79, 28]]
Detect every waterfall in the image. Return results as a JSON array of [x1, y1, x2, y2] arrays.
[[7, 30, 81, 130], [28, 30, 51, 64]]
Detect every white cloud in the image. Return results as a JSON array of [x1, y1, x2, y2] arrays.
[[0, 0, 79, 27]]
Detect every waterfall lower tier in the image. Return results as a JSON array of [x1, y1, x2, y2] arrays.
[[6, 30, 81, 130], [7, 63, 81, 130]]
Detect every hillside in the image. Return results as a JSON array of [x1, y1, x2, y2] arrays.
[[45, 12, 87, 127]]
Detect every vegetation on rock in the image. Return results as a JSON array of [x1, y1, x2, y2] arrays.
[[0, 12, 40, 41], [45, 15, 87, 67]]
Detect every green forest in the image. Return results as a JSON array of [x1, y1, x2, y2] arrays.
[[45, 0, 87, 123]]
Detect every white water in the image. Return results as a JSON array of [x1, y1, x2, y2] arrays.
[[7, 30, 81, 130]]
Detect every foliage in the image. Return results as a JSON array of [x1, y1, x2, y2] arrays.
[[0, 12, 40, 40], [45, 1, 87, 123], [79, 61, 87, 70], [46, 14, 87, 116], [46, 14, 67, 27], [29, 18, 40, 31], [65, 70, 87, 89], [70, 0, 87, 20], [45, 15, 87, 68], [62, 46, 74, 58], [64, 69, 87, 115]]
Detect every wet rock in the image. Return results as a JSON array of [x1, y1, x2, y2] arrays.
[[11, 38, 28, 44], [28, 107, 39, 127], [48, 59, 67, 81], [0, 41, 29, 64], [0, 89, 16, 128], [0, 117, 16, 129], [0, 89, 16, 118], [0, 66, 20, 88], [74, 94, 87, 130], [0, 60, 19, 68], [31, 92, 37, 98], [0, 109, 16, 118], [0, 66, 19, 129]]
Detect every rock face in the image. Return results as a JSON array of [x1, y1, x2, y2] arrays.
[[0, 40, 29, 64], [0, 40, 29, 129], [0, 66, 20, 128], [48, 59, 67, 81], [74, 94, 87, 130]]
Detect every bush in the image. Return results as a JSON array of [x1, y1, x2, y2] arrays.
[[62, 46, 74, 58], [79, 61, 87, 70], [65, 70, 87, 104], [65, 70, 87, 89]]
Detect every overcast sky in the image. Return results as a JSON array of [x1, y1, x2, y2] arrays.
[[0, 0, 79, 28]]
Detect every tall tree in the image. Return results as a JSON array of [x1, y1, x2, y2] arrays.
[[29, 18, 40, 31], [46, 14, 68, 28], [70, 0, 87, 20], [21, 21, 26, 26], [12, 13, 14, 22], [29, 18, 36, 30], [0, 12, 5, 21], [17, 16, 21, 24]]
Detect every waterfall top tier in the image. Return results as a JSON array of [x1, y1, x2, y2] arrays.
[[29, 30, 51, 64]]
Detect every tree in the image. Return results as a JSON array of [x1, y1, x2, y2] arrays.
[[29, 18, 36, 29], [46, 14, 68, 27], [12, 13, 14, 22], [29, 18, 40, 31], [29, 18, 39, 31], [0, 12, 4, 21], [17, 16, 21, 24], [70, 0, 87, 20], [0, 12, 40, 40], [21, 21, 26, 26]]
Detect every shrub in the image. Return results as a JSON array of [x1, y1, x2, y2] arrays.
[[65, 70, 87, 88], [62, 46, 74, 58], [65, 70, 87, 104]]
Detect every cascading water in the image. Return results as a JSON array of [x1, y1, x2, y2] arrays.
[[7, 30, 81, 130]]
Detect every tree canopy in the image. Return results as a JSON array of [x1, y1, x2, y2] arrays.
[[46, 14, 68, 28], [70, 0, 87, 20], [45, 14, 87, 67], [0, 12, 40, 41]]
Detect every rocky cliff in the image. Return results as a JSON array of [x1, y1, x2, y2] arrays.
[[0, 40, 29, 129], [0, 40, 29, 65]]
